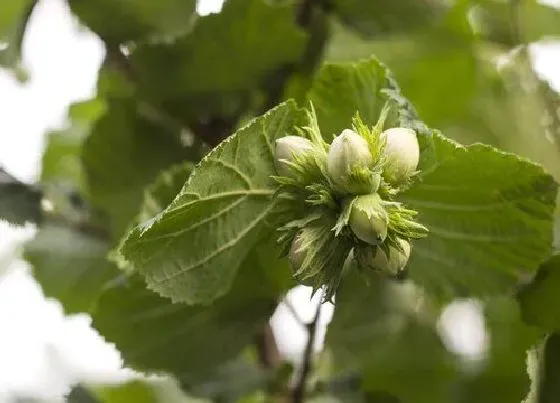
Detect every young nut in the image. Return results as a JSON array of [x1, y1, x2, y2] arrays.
[[327, 129, 377, 194], [382, 127, 419, 185], [349, 193, 388, 245], [275, 136, 315, 178]]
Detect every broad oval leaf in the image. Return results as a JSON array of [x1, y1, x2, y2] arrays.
[[401, 144, 557, 300], [118, 101, 304, 304]]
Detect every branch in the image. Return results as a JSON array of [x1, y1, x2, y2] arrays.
[[282, 299, 307, 329], [255, 323, 282, 370], [258, 0, 329, 115], [292, 301, 322, 403]]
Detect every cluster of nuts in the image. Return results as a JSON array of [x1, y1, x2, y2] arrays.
[[273, 108, 426, 295]]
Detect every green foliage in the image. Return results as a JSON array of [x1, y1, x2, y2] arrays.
[[25, 223, 116, 314], [326, 272, 458, 403], [309, 58, 557, 301], [128, 0, 306, 122], [330, 0, 445, 38], [69, 0, 196, 43], [0, 167, 42, 226], [0, 0, 33, 74], [118, 101, 304, 304], [519, 255, 560, 332], [4, 0, 560, 402], [82, 99, 187, 238]]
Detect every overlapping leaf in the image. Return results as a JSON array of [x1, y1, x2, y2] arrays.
[[330, 0, 446, 38], [118, 101, 303, 304], [68, 0, 196, 43], [326, 272, 458, 403], [82, 99, 187, 239], [25, 223, 116, 314], [519, 255, 560, 331], [92, 248, 283, 384], [0, 167, 42, 225], [129, 0, 306, 120]]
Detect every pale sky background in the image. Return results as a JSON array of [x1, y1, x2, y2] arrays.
[[0, 0, 558, 402]]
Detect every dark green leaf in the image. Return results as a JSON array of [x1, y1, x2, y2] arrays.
[[401, 144, 557, 300], [82, 99, 187, 239], [92, 245, 285, 380], [0, 167, 42, 225], [129, 0, 306, 121], [136, 162, 193, 224], [68, 0, 196, 43], [326, 271, 458, 403], [519, 255, 560, 332], [453, 297, 541, 403], [330, 0, 445, 38], [535, 333, 560, 403], [472, 1, 560, 46], [25, 223, 116, 314], [118, 101, 303, 304]]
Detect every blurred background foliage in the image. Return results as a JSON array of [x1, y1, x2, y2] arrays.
[[2, 0, 560, 402]]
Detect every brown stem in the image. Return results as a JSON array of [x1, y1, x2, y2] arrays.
[[292, 302, 321, 403], [255, 323, 282, 370]]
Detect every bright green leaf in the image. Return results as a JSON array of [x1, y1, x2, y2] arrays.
[[401, 145, 557, 300], [0, 0, 34, 73], [68, 0, 196, 43], [25, 223, 116, 314], [129, 0, 306, 121], [118, 101, 303, 304]]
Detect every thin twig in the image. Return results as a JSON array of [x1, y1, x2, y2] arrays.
[[255, 323, 282, 370], [282, 298, 307, 329], [292, 300, 322, 403]]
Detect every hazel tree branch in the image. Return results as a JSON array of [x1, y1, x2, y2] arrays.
[[292, 301, 322, 403]]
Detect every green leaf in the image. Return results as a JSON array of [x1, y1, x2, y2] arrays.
[[306, 57, 459, 169], [41, 99, 107, 195], [453, 297, 541, 403], [92, 248, 283, 380], [136, 162, 194, 225], [308, 57, 557, 300], [25, 223, 116, 314], [99, 159, 285, 398], [534, 333, 560, 403], [472, 1, 560, 46], [326, 271, 459, 403], [67, 378, 207, 403], [82, 99, 187, 239], [0, 167, 42, 225], [330, 0, 445, 38], [68, 0, 196, 43], [519, 255, 560, 332], [401, 145, 557, 300], [0, 0, 34, 74], [118, 101, 303, 304], [129, 0, 306, 120]]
